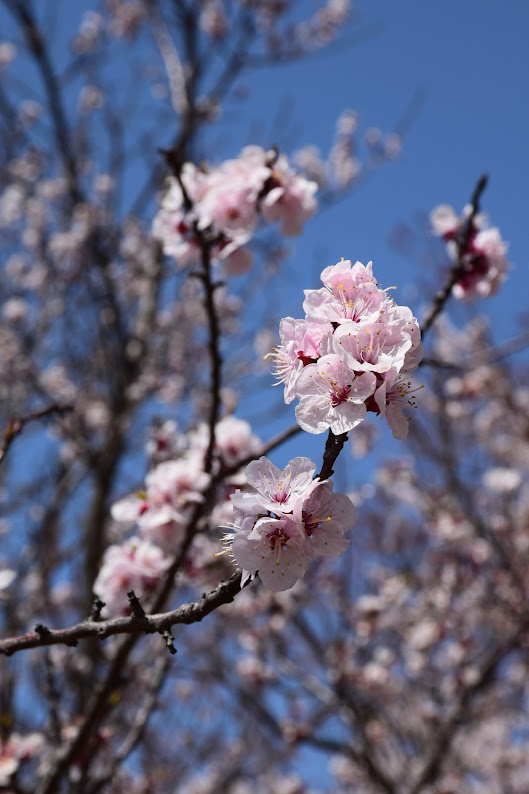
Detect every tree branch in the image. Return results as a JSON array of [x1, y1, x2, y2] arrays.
[[0, 571, 244, 657]]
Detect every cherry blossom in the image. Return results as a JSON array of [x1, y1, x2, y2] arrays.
[[232, 513, 310, 591], [260, 152, 318, 236], [0, 733, 43, 787], [189, 415, 261, 472], [267, 317, 328, 404], [294, 354, 376, 434], [153, 146, 318, 274], [371, 366, 422, 440], [333, 319, 414, 375], [222, 456, 355, 591], [112, 457, 209, 550], [431, 202, 509, 300], [93, 538, 170, 616], [293, 480, 354, 558], [272, 258, 422, 437], [231, 456, 318, 515]]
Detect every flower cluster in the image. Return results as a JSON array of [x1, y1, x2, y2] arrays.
[[430, 204, 509, 300], [221, 456, 355, 591], [269, 259, 423, 439], [93, 538, 169, 617], [93, 416, 261, 614], [152, 146, 318, 276]]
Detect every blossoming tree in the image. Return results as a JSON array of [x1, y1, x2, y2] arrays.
[[0, 2, 527, 793]]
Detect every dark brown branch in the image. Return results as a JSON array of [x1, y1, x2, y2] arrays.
[[317, 429, 349, 480], [0, 403, 73, 466], [0, 571, 243, 657]]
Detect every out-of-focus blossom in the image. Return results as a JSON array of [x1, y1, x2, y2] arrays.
[[0, 41, 16, 67], [483, 467, 522, 493], [93, 538, 169, 616], [200, 0, 228, 39], [153, 146, 317, 274], [0, 733, 43, 786], [431, 203, 510, 300]]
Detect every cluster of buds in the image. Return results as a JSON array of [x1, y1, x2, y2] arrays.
[[269, 259, 423, 440], [430, 204, 509, 300], [221, 456, 355, 591], [152, 146, 318, 276]]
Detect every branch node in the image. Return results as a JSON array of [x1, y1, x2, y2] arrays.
[[127, 591, 154, 631], [161, 630, 177, 655], [35, 623, 51, 637], [89, 598, 106, 622]]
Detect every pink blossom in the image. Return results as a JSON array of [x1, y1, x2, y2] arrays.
[[452, 227, 509, 301], [268, 316, 328, 403], [152, 164, 208, 268], [303, 281, 384, 325], [261, 153, 318, 236], [139, 458, 208, 547], [111, 457, 209, 550], [0, 733, 43, 787], [188, 415, 261, 476], [274, 257, 422, 439], [93, 538, 169, 616], [293, 480, 354, 557], [232, 513, 310, 591], [220, 456, 356, 591], [430, 204, 461, 239], [294, 354, 376, 434], [333, 317, 414, 375], [304, 259, 383, 328], [231, 455, 318, 515], [153, 146, 318, 275], [213, 416, 262, 468], [430, 203, 509, 301], [151, 205, 201, 269], [371, 367, 422, 440], [195, 153, 266, 239]]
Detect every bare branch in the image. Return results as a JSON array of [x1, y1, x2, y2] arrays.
[[0, 403, 73, 466], [0, 571, 244, 657]]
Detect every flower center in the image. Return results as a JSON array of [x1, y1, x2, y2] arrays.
[[329, 384, 351, 407]]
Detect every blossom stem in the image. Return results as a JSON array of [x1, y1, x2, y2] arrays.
[[318, 429, 349, 480]]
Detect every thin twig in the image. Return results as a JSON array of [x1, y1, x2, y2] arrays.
[[0, 404, 73, 466]]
